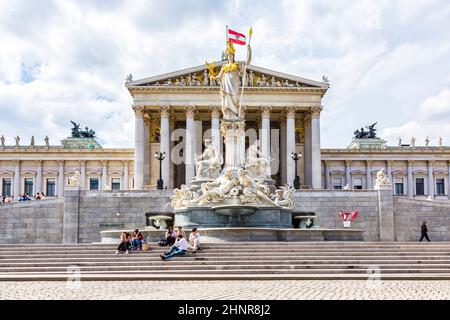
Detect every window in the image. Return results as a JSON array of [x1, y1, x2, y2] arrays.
[[111, 178, 121, 190], [24, 178, 33, 195], [415, 178, 424, 196], [332, 178, 342, 190], [394, 178, 404, 195], [353, 178, 363, 190], [2, 178, 11, 196], [436, 178, 445, 196], [46, 179, 56, 197], [90, 178, 99, 190]]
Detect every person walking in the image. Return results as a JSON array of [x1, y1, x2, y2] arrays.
[[420, 221, 430, 242]]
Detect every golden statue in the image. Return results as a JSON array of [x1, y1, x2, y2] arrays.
[[205, 61, 215, 78]]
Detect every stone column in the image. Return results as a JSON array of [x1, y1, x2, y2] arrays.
[[375, 183, 395, 241], [63, 187, 80, 243], [279, 112, 287, 185], [185, 106, 196, 185], [311, 106, 322, 189], [303, 115, 312, 186], [169, 115, 176, 189], [160, 105, 171, 189], [260, 105, 272, 176], [366, 160, 372, 189], [13, 160, 20, 199], [407, 160, 414, 198], [428, 160, 434, 198], [102, 160, 108, 189], [133, 105, 145, 189], [448, 161, 450, 200], [80, 160, 86, 190], [58, 160, 64, 197], [210, 106, 221, 156], [325, 160, 331, 189], [386, 160, 394, 195], [286, 106, 296, 186], [35, 160, 42, 195], [345, 160, 351, 188], [123, 161, 129, 190], [143, 114, 151, 186]]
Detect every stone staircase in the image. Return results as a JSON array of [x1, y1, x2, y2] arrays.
[[1, 242, 450, 280]]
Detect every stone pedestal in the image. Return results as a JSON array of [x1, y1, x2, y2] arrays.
[[375, 184, 395, 241], [220, 120, 245, 171], [63, 186, 80, 243]]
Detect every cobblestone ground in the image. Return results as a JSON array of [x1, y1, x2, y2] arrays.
[[1, 281, 450, 299]]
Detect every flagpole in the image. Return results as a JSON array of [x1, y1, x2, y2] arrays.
[[238, 28, 252, 114]]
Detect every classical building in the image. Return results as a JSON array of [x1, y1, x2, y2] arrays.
[[1, 61, 450, 201]]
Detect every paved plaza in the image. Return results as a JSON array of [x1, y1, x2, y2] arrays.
[[1, 280, 450, 300]]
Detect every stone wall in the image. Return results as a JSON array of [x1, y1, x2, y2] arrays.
[[394, 197, 450, 241], [294, 190, 381, 240], [76, 190, 173, 243], [0, 199, 64, 244]]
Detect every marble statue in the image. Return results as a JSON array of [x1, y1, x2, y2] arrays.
[[248, 70, 255, 86], [425, 136, 430, 146], [30, 136, 35, 146], [1, 135, 4, 147], [245, 140, 270, 179], [238, 169, 278, 206], [126, 74, 133, 82], [68, 171, 81, 187], [15, 136, 20, 146], [190, 170, 238, 205], [439, 137, 443, 147], [45, 136, 49, 146], [171, 184, 194, 210], [210, 40, 251, 120], [411, 137, 416, 147], [203, 70, 209, 86], [398, 137, 402, 146], [375, 168, 390, 187], [257, 74, 268, 87], [322, 76, 330, 85], [270, 76, 277, 86], [273, 185, 295, 208], [194, 139, 222, 180]]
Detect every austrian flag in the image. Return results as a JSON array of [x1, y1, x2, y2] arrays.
[[228, 28, 246, 45]]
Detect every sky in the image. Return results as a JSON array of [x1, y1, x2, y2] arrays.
[[1, 0, 450, 148]]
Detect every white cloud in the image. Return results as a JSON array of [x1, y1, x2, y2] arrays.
[[420, 89, 450, 118], [0, 0, 450, 149]]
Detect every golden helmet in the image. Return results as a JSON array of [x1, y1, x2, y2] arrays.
[[226, 40, 236, 56]]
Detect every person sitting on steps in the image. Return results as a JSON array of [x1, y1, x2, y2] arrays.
[[189, 228, 202, 254], [160, 233, 188, 261], [132, 229, 143, 251], [116, 232, 129, 255], [176, 226, 186, 239], [159, 226, 176, 246]]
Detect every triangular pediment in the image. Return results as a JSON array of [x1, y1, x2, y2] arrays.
[[125, 61, 329, 89]]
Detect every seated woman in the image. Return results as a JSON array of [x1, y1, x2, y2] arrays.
[[35, 192, 42, 200], [116, 232, 129, 255], [132, 229, 143, 251], [125, 232, 132, 252]]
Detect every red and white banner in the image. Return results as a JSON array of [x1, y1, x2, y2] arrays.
[[339, 211, 358, 221], [228, 28, 246, 45]]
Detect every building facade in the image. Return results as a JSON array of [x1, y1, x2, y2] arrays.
[[1, 62, 450, 201]]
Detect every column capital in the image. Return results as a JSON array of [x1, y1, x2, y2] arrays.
[[428, 160, 435, 165], [185, 105, 196, 118], [366, 160, 373, 165], [78, 160, 86, 165], [209, 105, 221, 118], [386, 160, 393, 166], [311, 105, 322, 119], [260, 105, 272, 118], [286, 106, 296, 118], [407, 160, 414, 166], [160, 105, 171, 118], [144, 116, 151, 127], [122, 160, 129, 165], [345, 160, 352, 165], [34, 160, 42, 164], [324, 160, 332, 166], [132, 105, 146, 117], [101, 160, 108, 165], [57, 160, 64, 166]]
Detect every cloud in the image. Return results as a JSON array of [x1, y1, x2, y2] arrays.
[[420, 89, 450, 119], [0, 0, 450, 149]]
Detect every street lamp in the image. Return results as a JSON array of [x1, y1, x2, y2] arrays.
[[290, 152, 302, 189], [154, 151, 166, 189]]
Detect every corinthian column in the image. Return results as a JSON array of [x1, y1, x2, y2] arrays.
[[123, 161, 129, 190], [185, 106, 196, 185], [366, 160, 372, 189], [311, 106, 322, 189], [286, 106, 296, 186], [407, 160, 414, 198], [304, 115, 312, 186], [280, 112, 287, 185], [35, 160, 42, 195], [143, 114, 151, 186], [133, 105, 145, 189], [260, 105, 272, 176], [428, 160, 434, 198], [160, 105, 171, 189], [79, 160, 86, 190], [58, 160, 64, 197], [210, 106, 221, 156], [13, 160, 21, 199]]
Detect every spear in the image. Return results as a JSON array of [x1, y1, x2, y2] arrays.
[[238, 27, 253, 117]]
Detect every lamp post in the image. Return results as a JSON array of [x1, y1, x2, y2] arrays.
[[154, 151, 166, 189], [291, 152, 302, 189]]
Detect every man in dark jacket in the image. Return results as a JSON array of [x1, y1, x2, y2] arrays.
[[420, 221, 430, 242]]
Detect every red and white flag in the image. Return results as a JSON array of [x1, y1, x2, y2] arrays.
[[227, 28, 246, 45]]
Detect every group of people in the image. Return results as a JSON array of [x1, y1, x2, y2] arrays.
[[159, 226, 201, 261], [1, 192, 47, 204], [115, 226, 201, 260], [115, 229, 144, 255]]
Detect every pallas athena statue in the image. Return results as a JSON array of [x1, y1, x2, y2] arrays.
[[210, 40, 252, 120]]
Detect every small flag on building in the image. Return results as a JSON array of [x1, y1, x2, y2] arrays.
[[227, 28, 246, 45]]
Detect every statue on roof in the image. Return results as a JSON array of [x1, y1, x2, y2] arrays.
[[353, 122, 378, 139], [126, 74, 133, 83], [70, 121, 96, 139]]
